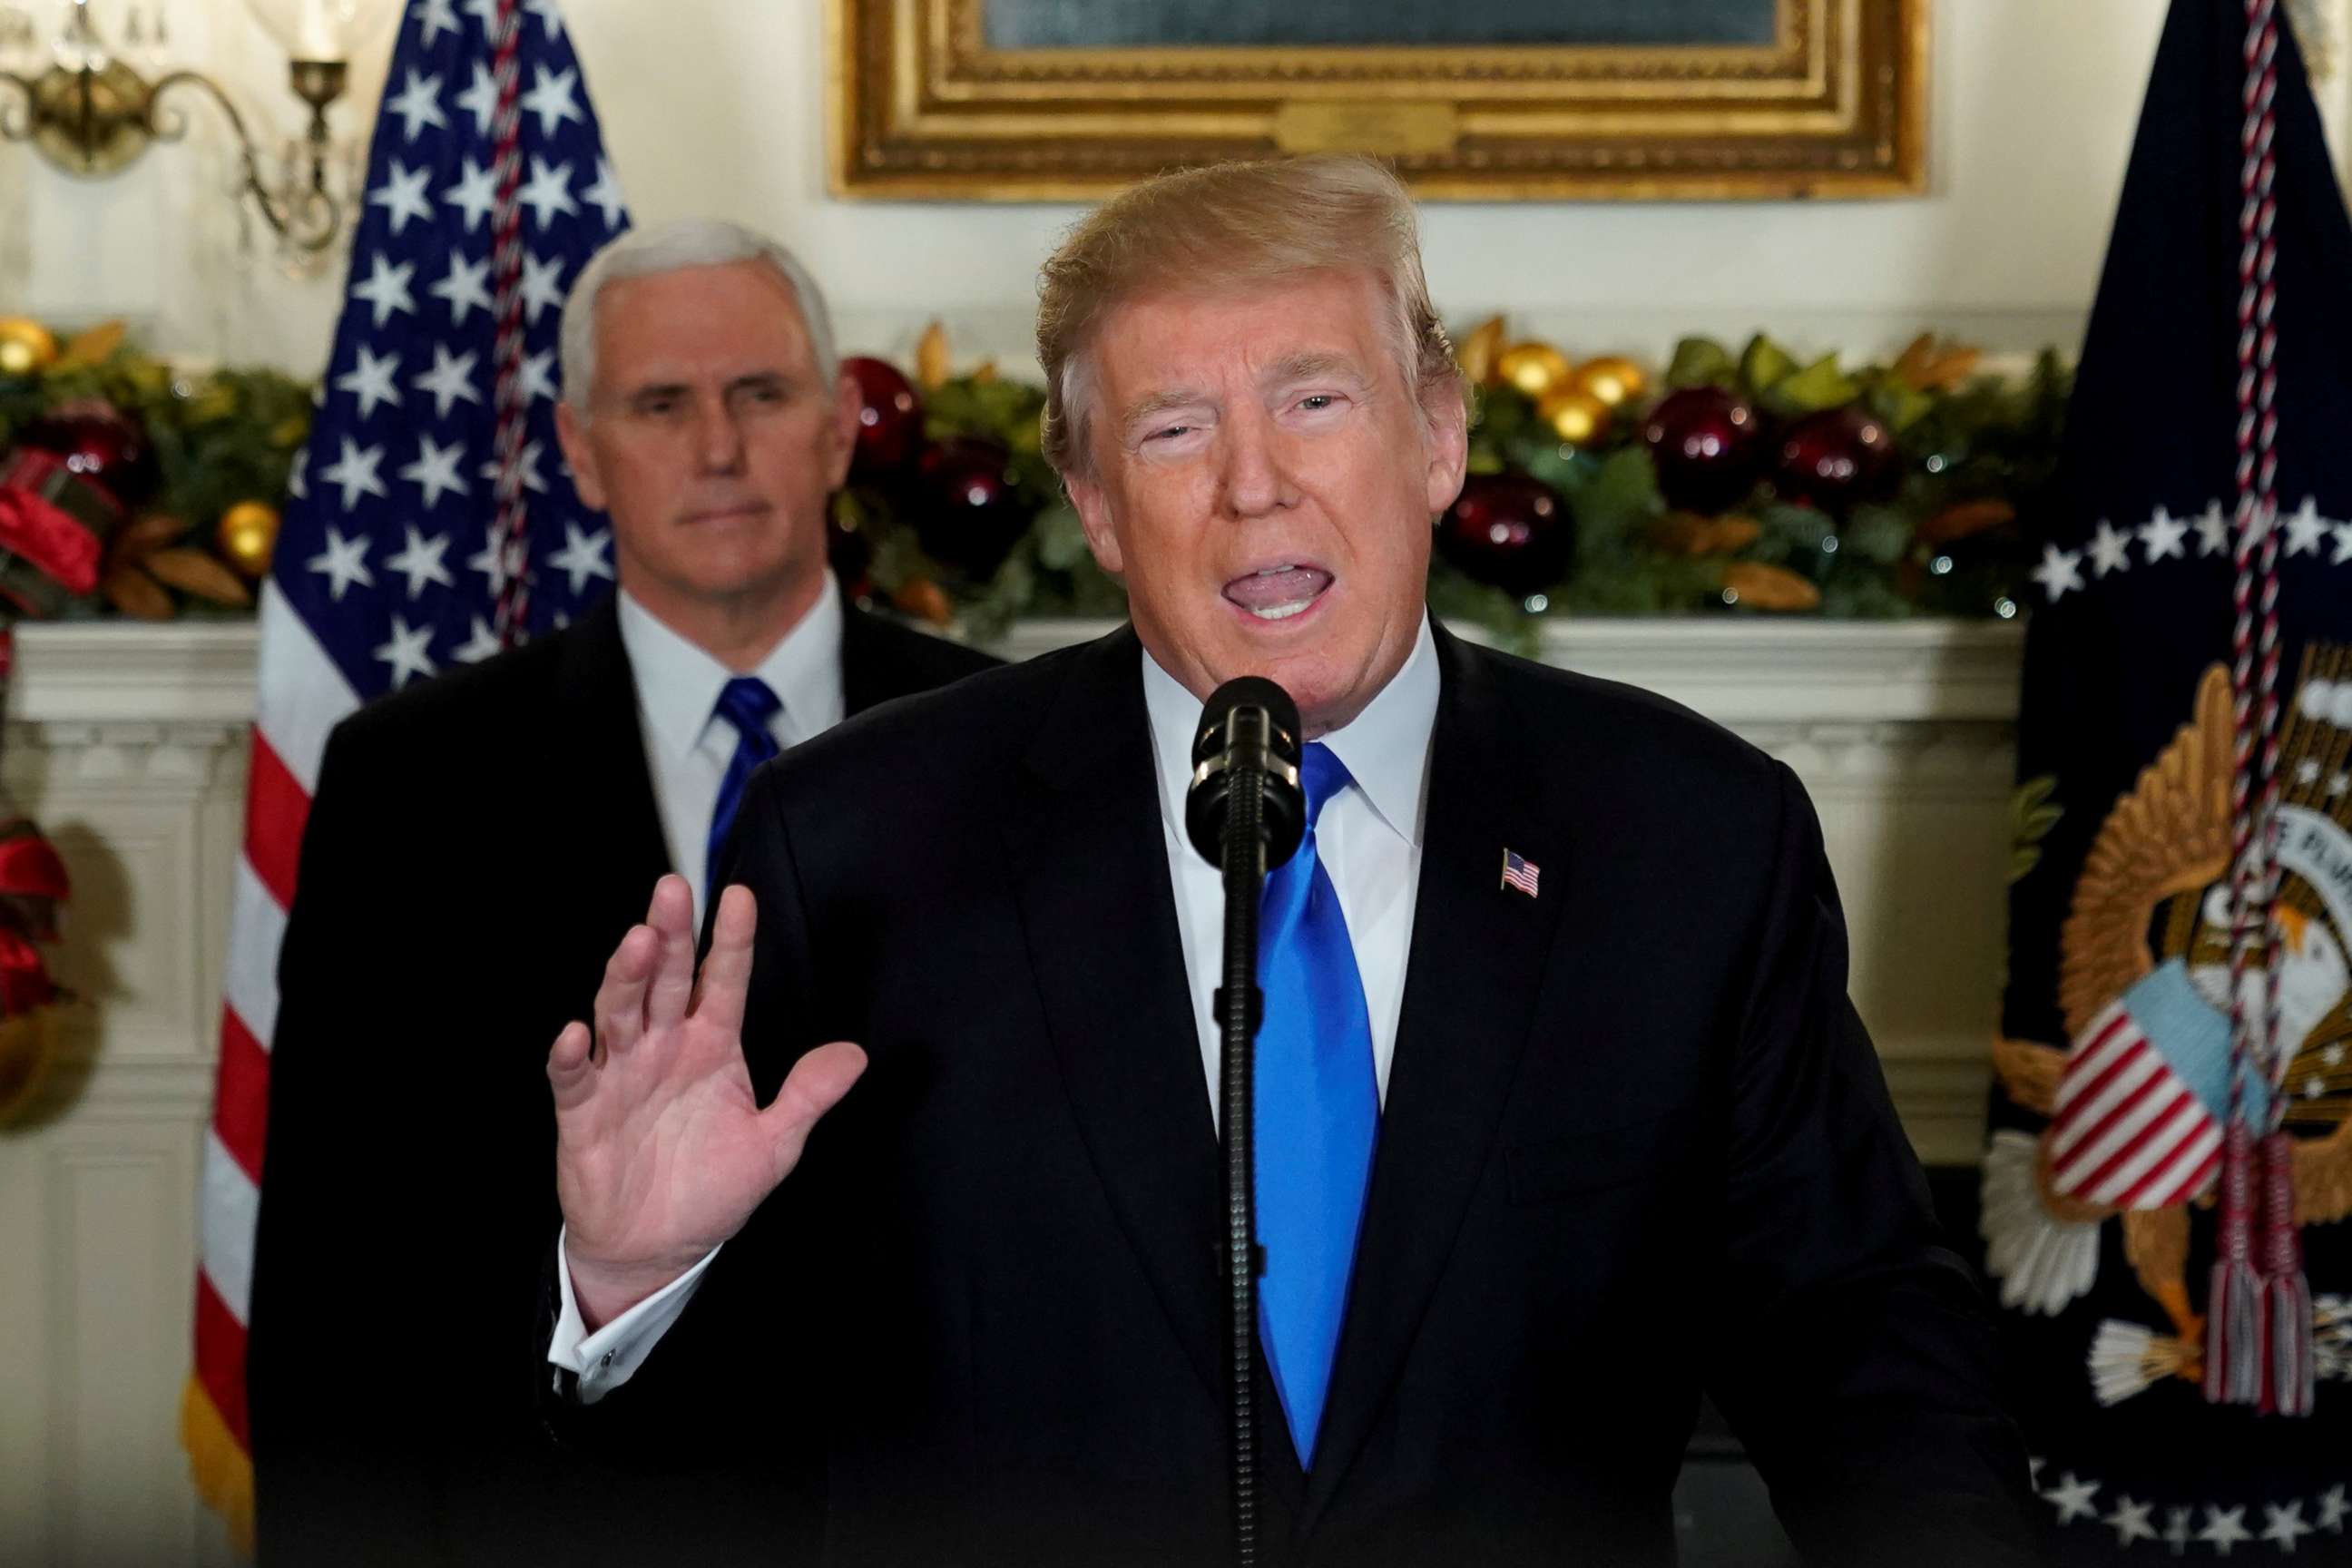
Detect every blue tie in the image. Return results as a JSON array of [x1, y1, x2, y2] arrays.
[[1255, 741, 1378, 1469], [705, 676, 782, 903]]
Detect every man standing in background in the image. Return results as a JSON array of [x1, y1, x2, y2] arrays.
[[247, 220, 994, 1566]]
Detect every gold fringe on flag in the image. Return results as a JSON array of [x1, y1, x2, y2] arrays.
[[180, 1373, 255, 1558]]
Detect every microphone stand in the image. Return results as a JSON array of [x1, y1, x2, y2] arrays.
[[1214, 769, 1269, 1568]]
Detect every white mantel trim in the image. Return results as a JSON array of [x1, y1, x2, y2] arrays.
[[11, 617, 2026, 729]]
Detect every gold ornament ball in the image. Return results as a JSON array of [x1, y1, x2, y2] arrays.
[[0, 318, 59, 377], [216, 501, 283, 579], [1496, 341, 1573, 400], [1571, 355, 1647, 409], [1537, 388, 1612, 446]]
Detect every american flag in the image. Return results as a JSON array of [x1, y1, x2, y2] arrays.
[[1500, 848, 1540, 898], [181, 0, 626, 1548], [2044, 998, 2229, 1212]]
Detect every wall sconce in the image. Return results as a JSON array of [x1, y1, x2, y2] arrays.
[[0, 0, 393, 255]]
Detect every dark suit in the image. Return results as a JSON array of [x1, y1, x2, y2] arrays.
[[248, 591, 997, 1567], [544, 622, 2039, 1566]]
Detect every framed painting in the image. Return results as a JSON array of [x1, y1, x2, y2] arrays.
[[828, 0, 1928, 201]]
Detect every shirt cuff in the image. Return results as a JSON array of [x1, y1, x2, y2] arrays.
[[548, 1225, 721, 1406]]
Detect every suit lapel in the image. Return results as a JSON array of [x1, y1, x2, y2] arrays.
[[1299, 625, 1570, 1530], [998, 629, 1230, 1407], [552, 594, 672, 940]]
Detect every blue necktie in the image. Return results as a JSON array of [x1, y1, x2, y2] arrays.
[[705, 675, 782, 904], [1255, 741, 1378, 1469]]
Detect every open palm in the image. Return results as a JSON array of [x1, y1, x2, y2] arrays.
[[546, 874, 865, 1328]]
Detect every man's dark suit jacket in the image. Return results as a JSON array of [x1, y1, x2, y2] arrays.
[[247, 590, 997, 1566], [544, 620, 2039, 1567]]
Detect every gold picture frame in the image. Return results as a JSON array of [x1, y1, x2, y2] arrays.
[[828, 0, 1928, 201]]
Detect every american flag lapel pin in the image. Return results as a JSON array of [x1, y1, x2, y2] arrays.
[[1500, 848, 1540, 898]]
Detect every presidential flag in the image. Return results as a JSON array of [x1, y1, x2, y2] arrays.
[[179, 0, 627, 1548], [1981, 2, 2352, 1559]]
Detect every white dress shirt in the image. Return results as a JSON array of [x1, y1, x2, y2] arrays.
[[553, 617, 1442, 1400], [614, 578, 845, 930]]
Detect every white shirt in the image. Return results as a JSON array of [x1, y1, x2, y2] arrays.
[[553, 617, 1442, 1400], [615, 578, 845, 930]]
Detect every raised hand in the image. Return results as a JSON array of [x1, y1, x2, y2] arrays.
[[547, 874, 866, 1328]]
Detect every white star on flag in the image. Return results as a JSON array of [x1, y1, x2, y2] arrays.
[[384, 525, 456, 598], [521, 64, 584, 138], [2138, 505, 2188, 562], [2043, 1473, 2100, 1526], [443, 156, 499, 231], [519, 156, 579, 229], [2034, 543, 2086, 602], [429, 249, 495, 326], [413, 344, 483, 419], [520, 348, 559, 404], [306, 524, 375, 600], [583, 157, 625, 229], [521, 252, 567, 324], [2200, 1504, 2252, 1555], [367, 160, 436, 236], [466, 533, 518, 596], [398, 433, 472, 509], [461, 0, 502, 35], [287, 446, 309, 501], [372, 615, 437, 689], [416, 0, 459, 44], [547, 521, 615, 592], [319, 437, 389, 511], [527, 0, 566, 40], [2087, 520, 2132, 577], [2286, 495, 2332, 556], [350, 253, 419, 328], [452, 615, 504, 663], [332, 344, 404, 420], [2195, 500, 2230, 556], [456, 62, 499, 137], [2320, 1484, 2349, 1532], [2103, 1496, 2156, 1548], [385, 69, 447, 142]]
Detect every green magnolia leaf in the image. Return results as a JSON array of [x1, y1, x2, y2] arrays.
[[1663, 336, 1738, 390], [1768, 354, 1859, 414], [1867, 377, 1937, 434], [1740, 334, 1798, 397]]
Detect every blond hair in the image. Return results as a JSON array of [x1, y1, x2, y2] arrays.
[[1035, 154, 1462, 477]]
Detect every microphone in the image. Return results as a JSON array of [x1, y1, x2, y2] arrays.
[[1184, 674, 1303, 1567], [1186, 677, 1306, 871]]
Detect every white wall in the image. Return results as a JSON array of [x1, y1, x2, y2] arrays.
[[15, 1, 2345, 382]]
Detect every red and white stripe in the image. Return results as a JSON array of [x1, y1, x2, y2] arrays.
[[2045, 1004, 2225, 1211], [187, 584, 359, 1511]]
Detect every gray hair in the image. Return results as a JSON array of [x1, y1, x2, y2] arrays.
[[560, 217, 839, 411]]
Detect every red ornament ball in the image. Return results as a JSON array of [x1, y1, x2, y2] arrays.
[[1769, 405, 1901, 516], [1438, 473, 1573, 598], [844, 357, 923, 477], [1641, 387, 1764, 515], [22, 398, 156, 508], [915, 437, 1029, 578]]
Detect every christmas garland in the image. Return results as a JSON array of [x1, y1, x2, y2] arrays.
[[0, 314, 2066, 650], [0, 316, 310, 621], [834, 322, 2070, 652]]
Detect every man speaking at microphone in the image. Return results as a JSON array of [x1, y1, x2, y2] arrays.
[[535, 155, 2037, 1566]]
